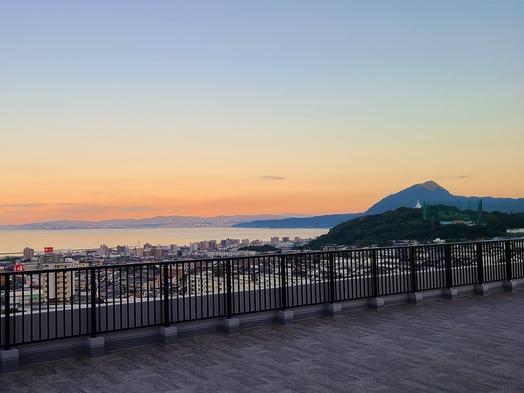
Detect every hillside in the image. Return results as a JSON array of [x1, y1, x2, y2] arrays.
[[306, 208, 524, 249]]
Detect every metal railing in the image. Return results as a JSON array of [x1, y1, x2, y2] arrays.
[[1, 238, 524, 350]]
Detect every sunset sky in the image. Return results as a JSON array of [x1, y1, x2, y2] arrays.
[[1, 1, 523, 225]]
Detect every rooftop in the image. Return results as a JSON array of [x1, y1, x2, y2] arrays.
[[2, 290, 524, 392]]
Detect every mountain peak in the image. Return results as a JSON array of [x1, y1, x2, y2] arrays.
[[365, 180, 524, 216], [365, 181, 452, 215], [415, 180, 443, 191]]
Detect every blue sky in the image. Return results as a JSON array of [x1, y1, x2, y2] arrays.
[[1, 1, 523, 224]]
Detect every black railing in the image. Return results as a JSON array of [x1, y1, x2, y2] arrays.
[[1, 238, 524, 349]]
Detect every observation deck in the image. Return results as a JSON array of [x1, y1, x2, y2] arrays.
[[1, 239, 524, 391]]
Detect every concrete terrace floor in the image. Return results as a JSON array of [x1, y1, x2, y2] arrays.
[[2, 290, 524, 393]]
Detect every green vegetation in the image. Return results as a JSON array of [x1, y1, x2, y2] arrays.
[[306, 207, 524, 249], [424, 204, 481, 222]]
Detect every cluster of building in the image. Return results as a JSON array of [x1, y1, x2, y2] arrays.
[[0, 235, 312, 311], [0, 235, 314, 289]]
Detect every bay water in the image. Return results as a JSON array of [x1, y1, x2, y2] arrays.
[[0, 228, 328, 254]]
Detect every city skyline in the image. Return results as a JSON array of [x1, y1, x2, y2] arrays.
[[2, 1, 523, 225]]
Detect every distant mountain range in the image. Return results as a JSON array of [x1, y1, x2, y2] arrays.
[[232, 214, 363, 229], [234, 181, 524, 229], [3, 181, 523, 230], [0, 214, 308, 230]]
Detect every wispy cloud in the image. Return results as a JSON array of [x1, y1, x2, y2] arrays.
[[59, 204, 105, 214], [434, 175, 473, 180], [0, 203, 49, 208], [260, 175, 286, 180], [5, 209, 40, 215], [119, 206, 157, 212], [1, 202, 159, 217]]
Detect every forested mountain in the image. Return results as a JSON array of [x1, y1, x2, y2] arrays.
[[306, 207, 524, 249]]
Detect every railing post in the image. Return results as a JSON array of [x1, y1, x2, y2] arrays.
[[226, 259, 233, 319], [371, 250, 378, 298], [410, 247, 417, 293], [476, 242, 484, 285], [163, 263, 170, 327], [4, 273, 11, 350], [90, 268, 97, 338], [505, 240, 512, 281], [445, 244, 453, 289], [280, 255, 287, 310], [329, 252, 335, 304]]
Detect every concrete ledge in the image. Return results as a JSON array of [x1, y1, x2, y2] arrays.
[[455, 285, 476, 297], [340, 298, 370, 312], [0, 348, 19, 374], [18, 337, 87, 367], [238, 311, 277, 330], [84, 336, 105, 358], [325, 303, 342, 317], [368, 297, 385, 310], [420, 289, 446, 301], [382, 293, 411, 306], [105, 327, 159, 352], [158, 326, 178, 345], [221, 318, 239, 335], [176, 318, 222, 340], [475, 284, 489, 296], [504, 280, 518, 292], [277, 310, 294, 326], [443, 288, 458, 300], [294, 305, 326, 321], [408, 292, 423, 305]]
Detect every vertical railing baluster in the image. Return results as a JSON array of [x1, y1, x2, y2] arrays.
[[163, 263, 170, 327], [476, 242, 484, 285], [226, 259, 232, 319], [445, 244, 452, 289], [90, 268, 97, 338], [280, 255, 287, 310], [505, 240, 512, 281], [372, 249, 378, 298], [329, 252, 335, 304], [410, 247, 417, 293], [4, 273, 11, 350]]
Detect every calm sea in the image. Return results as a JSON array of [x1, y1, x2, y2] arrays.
[[0, 228, 328, 254]]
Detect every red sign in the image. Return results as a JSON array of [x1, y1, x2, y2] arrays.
[[14, 264, 25, 272], [44, 247, 54, 253]]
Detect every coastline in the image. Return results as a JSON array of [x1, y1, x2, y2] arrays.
[[0, 227, 328, 254]]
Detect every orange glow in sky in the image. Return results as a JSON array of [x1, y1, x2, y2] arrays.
[[1, 2, 523, 225]]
